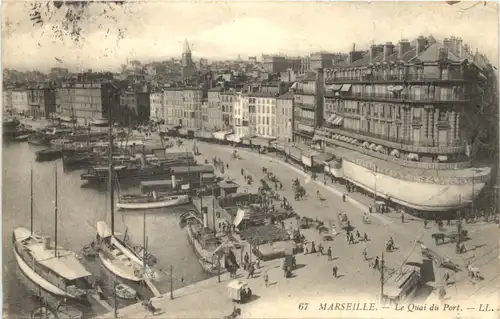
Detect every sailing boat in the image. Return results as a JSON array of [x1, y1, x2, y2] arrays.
[[13, 167, 93, 304], [96, 120, 158, 283]]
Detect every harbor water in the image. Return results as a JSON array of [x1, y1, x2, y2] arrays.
[[2, 141, 210, 317]]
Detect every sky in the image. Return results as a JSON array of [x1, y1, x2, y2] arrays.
[[2, 1, 499, 72]]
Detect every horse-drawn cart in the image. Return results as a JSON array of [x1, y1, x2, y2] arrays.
[[337, 213, 350, 230]]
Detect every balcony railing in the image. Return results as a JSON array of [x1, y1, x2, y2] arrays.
[[318, 135, 471, 170], [319, 126, 465, 155], [338, 92, 470, 103], [325, 73, 467, 83]]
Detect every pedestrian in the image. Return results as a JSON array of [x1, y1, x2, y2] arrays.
[[279, 182, 283, 190], [311, 241, 316, 254], [348, 233, 355, 245], [424, 219, 428, 229], [247, 263, 255, 279], [356, 230, 361, 240], [363, 247, 368, 260], [342, 194, 346, 202], [256, 258, 261, 269], [264, 272, 269, 287], [327, 247, 332, 260], [241, 168, 244, 175], [226, 163, 229, 169], [369, 205, 373, 214], [332, 265, 338, 278], [401, 213, 405, 223], [373, 256, 380, 270], [244, 252, 250, 265], [363, 232, 369, 242]]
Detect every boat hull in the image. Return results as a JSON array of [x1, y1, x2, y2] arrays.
[[117, 195, 190, 210], [97, 252, 142, 283], [186, 223, 225, 275]]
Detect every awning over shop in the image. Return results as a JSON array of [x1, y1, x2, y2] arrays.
[[271, 140, 285, 151], [250, 136, 275, 147], [351, 139, 359, 144], [178, 128, 188, 136], [213, 131, 230, 141], [241, 135, 253, 145], [393, 85, 404, 91], [327, 84, 343, 91], [362, 141, 370, 148], [288, 147, 302, 161], [437, 155, 448, 162], [312, 135, 322, 142], [196, 130, 214, 139], [327, 114, 337, 123], [312, 153, 333, 165], [407, 153, 419, 161], [297, 124, 315, 133], [375, 145, 383, 152], [340, 84, 352, 92], [369, 143, 377, 150], [332, 117, 344, 126], [390, 149, 400, 157], [226, 134, 241, 143]]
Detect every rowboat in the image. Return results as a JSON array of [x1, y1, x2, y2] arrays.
[[13, 134, 30, 142], [117, 192, 190, 210], [35, 149, 62, 162], [28, 134, 50, 146], [114, 283, 137, 300]]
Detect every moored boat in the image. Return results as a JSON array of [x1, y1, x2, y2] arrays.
[[114, 283, 137, 300], [117, 192, 190, 210], [185, 218, 226, 275], [36, 149, 62, 162], [30, 307, 56, 319], [13, 134, 30, 142], [28, 134, 50, 146], [91, 118, 109, 127]]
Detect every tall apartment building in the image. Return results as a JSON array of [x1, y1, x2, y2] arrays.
[[182, 88, 204, 129], [220, 91, 235, 130], [11, 89, 30, 115], [150, 91, 164, 120], [312, 36, 491, 214], [3, 90, 13, 112], [27, 87, 56, 119], [201, 99, 209, 129], [207, 88, 223, 130], [263, 56, 288, 73], [163, 88, 184, 126], [276, 91, 294, 143], [233, 93, 250, 141], [293, 69, 324, 143], [251, 92, 278, 138]]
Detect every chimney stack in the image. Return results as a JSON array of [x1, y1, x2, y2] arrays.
[[383, 42, 395, 60], [416, 36, 427, 56], [398, 39, 411, 59]]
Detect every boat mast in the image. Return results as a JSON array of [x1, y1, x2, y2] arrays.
[[30, 168, 33, 235], [54, 165, 58, 257], [108, 109, 115, 236]]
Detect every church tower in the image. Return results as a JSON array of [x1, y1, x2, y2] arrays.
[[181, 39, 196, 79]]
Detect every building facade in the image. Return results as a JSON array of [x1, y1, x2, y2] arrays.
[[293, 69, 324, 143], [11, 89, 29, 115], [163, 88, 184, 126], [252, 92, 277, 138], [207, 88, 223, 130], [201, 99, 209, 129], [56, 83, 120, 124], [233, 93, 250, 140], [27, 87, 56, 119], [220, 92, 235, 130], [136, 92, 151, 123], [3, 90, 13, 112], [263, 56, 288, 73], [276, 91, 294, 143], [150, 91, 164, 120], [312, 36, 491, 213], [182, 88, 204, 129]]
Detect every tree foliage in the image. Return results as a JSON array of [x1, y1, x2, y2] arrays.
[[28, 1, 127, 43]]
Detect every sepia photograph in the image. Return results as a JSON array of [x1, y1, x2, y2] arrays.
[[1, 1, 499, 318]]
